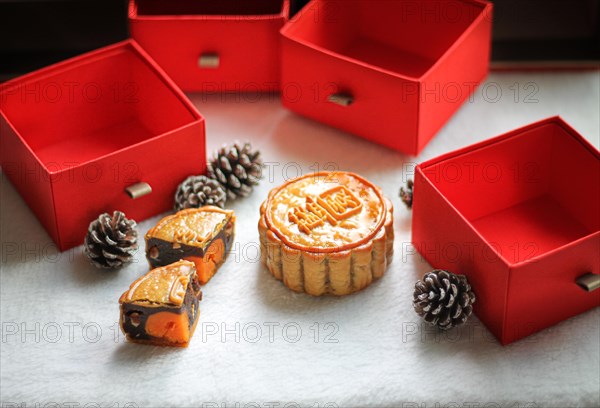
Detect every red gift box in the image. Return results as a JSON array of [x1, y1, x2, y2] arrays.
[[0, 40, 206, 251], [128, 0, 290, 93], [280, 0, 493, 155], [412, 117, 600, 344]]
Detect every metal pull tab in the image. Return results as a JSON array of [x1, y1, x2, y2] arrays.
[[576, 273, 600, 292], [328, 93, 354, 107], [125, 182, 152, 199], [198, 53, 220, 69]]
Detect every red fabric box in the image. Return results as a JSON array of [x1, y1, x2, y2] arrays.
[[0, 40, 206, 251], [412, 117, 600, 344], [280, 0, 492, 155], [129, 0, 290, 92]]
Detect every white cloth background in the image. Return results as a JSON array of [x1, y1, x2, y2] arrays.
[[1, 72, 599, 407]]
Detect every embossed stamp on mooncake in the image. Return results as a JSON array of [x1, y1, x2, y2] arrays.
[[288, 186, 363, 234], [173, 227, 208, 246], [259, 171, 394, 296]]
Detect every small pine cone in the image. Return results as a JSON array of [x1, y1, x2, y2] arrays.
[[413, 270, 476, 330], [207, 141, 263, 200], [399, 179, 413, 209], [174, 175, 227, 210], [84, 211, 138, 269]]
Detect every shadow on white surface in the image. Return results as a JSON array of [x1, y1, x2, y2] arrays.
[[110, 340, 186, 365], [268, 113, 409, 177], [1, 172, 54, 266]]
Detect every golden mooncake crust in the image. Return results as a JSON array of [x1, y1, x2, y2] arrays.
[[119, 260, 197, 307], [264, 172, 386, 253], [259, 172, 394, 296], [145, 207, 234, 249]]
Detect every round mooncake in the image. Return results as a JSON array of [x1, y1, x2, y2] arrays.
[[258, 171, 394, 296]]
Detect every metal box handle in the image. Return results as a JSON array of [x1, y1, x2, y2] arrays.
[[125, 182, 152, 199], [328, 93, 354, 107], [576, 273, 600, 292], [198, 53, 220, 69]]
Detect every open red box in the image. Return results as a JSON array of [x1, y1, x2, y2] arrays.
[[129, 0, 290, 93], [280, 0, 492, 155], [412, 117, 600, 344], [0, 40, 206, 251]]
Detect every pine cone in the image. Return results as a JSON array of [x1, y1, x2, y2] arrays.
[[413, 270, 476, 330], [174, 175, 227, 210], [84, 211, 138, 269], [207, 142, 263, 200], [399, 179, 413, 209]]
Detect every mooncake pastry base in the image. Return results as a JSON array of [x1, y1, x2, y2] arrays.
[[258, 186, 394, 296]]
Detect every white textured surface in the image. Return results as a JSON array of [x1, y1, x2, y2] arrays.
[[1, 72, 600, 407]]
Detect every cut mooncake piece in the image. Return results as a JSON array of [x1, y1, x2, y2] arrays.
[[145, 207, 235, 284], [259, 171, 394, 296], [119, 260, 202, 347]]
